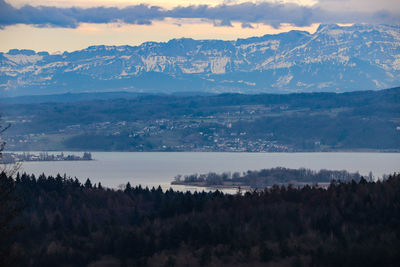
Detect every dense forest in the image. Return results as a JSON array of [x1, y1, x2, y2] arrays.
[[1, 172, 400, 266], [2, 87, 399, 151]]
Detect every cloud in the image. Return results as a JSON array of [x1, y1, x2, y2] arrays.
[[0, 0, 399, 29], [213, 18, 233, 27], [0, 1, 164, 28], [317, 0, 400, 13], [241, 22, 254, 29]]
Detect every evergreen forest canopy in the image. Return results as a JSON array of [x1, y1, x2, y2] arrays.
[[1, 172, 400, 266], [2, 87, 400, 152]]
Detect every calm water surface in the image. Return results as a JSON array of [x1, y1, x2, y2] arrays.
[[17, 152, 400, 191]]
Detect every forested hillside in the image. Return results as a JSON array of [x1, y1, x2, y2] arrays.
[[2, 87, 400, 151], [2, 172, 400, 266]]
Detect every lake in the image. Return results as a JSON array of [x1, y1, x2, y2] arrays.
[[15, 152, 400, 192]]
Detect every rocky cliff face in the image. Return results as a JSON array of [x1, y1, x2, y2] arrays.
[[1, 24, 399, 96]]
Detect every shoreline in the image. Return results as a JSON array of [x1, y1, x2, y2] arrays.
[[1, 152, 94, 164], [4, 150, 400, 153], [171, 181, 252, 190], [171, 181, 332, 190]]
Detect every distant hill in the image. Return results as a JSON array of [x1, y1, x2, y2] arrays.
[[1, 24, 399, 96], [0, 91, 214, 104], [2, 87, 399, 152]]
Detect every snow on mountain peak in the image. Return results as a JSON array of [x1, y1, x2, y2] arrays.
[[1, 24, 399, 96]]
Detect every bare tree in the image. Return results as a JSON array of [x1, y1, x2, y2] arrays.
[[0, 120, 10, 161], [0, 118, 21, 176]]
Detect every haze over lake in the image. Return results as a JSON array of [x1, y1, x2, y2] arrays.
[[17, 152, 400, 191]]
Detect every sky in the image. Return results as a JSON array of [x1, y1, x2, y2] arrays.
[[0, 0, 399, 52]]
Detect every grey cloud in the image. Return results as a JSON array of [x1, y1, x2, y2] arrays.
[[0, 0, 399, 29], [0, 1, 163, 28], [166, 2, 317, 27], [213, 18, 233, 27], [241, 22, 254, 29]]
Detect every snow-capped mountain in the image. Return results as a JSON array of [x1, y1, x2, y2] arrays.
[[1, 24, 399, 96]]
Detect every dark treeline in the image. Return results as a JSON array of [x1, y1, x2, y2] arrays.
[[175, 167, 365, 188], [2, 172, 400, 266]]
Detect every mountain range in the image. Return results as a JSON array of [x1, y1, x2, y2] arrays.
[[1, 24, 399, 96]]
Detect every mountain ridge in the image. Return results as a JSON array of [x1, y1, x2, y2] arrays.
[[1, 24, 399, 96]]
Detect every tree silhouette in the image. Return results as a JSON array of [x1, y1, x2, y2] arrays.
[[0, 118, 23, 266]]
